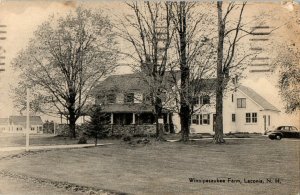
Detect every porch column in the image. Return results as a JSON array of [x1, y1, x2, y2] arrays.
[[110, 113, 114, 124], [132, 113, 136, 124], [167, 113, 170, 124]]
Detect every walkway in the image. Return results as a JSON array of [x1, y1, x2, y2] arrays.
[[0, 143, 113, 152]]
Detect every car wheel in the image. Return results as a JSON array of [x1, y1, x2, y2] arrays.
[[275, 135, 282, 140]]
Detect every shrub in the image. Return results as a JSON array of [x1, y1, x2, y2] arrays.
[[77, 136, 87, 144], [85, 105, 110, 146]]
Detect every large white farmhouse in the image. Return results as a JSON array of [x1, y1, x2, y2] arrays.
[[94, 72, 280, 135], [182, 85, 280, 135]]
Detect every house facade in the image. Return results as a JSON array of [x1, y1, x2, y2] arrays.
[[0, 116, 43, 134], [93, 73, 175, 136], [94, 73, 280, 135], [185, 85, 280, 135]]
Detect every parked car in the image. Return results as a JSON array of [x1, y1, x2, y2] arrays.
[[268, 126, 300, 140]]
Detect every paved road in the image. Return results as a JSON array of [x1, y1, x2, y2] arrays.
[[167, 137, 300, 142]]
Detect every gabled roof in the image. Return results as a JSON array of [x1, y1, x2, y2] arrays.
[[93, 71, 181, 94], [238, 85, 280, 112], [0, 118, 9, 125], [9, 116, 43, 126], [95, 73, 147, 93]]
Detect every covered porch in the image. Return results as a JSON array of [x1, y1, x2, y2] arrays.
[[100, 104, 174, 135]]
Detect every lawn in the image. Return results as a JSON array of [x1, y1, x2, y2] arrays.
[[0, 134, 114, 147], [0, 138, 299, 195]]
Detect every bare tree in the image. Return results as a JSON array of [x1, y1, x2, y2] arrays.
[[214, 2, 255, 143], [169, 1, 215, 142], [12, 7, 118, 138], [117, 2, 174, 140]]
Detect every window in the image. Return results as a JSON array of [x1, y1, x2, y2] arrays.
[[143, 94, 151, 103], [200, 114, 210, 125], [268, 115, 270, 126], [291, 126, 298, 131], [246, 113, 251, 123], [200, 95, 210, 105], [191, 115, 199, 124], [252, 113, 257, 123], [192, 97, 200, 105], [237, 98, 246, 108], [232, 94, 234, 102], [106, 94, 116, 104], [31, 127, 35, 130], [232, 114, 236, 122], [246, 112, 257, 123], [124, 93, 134, 104], [191, 114, 210, 125]]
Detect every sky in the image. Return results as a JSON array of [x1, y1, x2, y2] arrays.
[[0, 0, 299, 127]]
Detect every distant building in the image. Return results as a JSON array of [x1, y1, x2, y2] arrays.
[[0, 118, 9, 132], [0, 116, 43, 134]]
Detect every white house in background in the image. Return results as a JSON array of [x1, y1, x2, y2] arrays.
[[0, 118, 9, 132], [0, 116, 43, 134], [181, 85, 280, 135]]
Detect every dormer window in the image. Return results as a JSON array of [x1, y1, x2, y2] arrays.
[[124, 93, 134, 104], [107, 94, 116, 104]]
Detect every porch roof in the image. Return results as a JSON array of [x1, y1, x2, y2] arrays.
[[100, 104, 170, 113]]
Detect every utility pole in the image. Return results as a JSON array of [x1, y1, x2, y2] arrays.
[[26, 88, 30, 151]]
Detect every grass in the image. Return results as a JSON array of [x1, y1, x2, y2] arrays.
[[0, 138, 299, 195], [0, 134, 114, 147]]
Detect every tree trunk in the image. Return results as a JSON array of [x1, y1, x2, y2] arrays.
[[214, 1, 225, 144], [68, 108, 76, 138], [155, 97, 165, 141], [180, 106, 190, 142], [179, 1, 190, 142]]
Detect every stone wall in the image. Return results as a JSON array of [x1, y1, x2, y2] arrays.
[[104, 124, 156, 136]]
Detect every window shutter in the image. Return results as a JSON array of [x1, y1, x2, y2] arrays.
[[200, 114, 202, 125], [207, 114, 210, 125]]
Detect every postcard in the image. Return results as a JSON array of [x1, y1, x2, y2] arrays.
[[0, 1, 299, 195]]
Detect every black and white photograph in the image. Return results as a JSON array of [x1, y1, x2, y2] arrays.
[[0, 0, 299, 194]]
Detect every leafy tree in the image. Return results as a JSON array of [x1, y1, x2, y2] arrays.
[[12, 7, 118, 138], [274, 45, 300, 113]]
